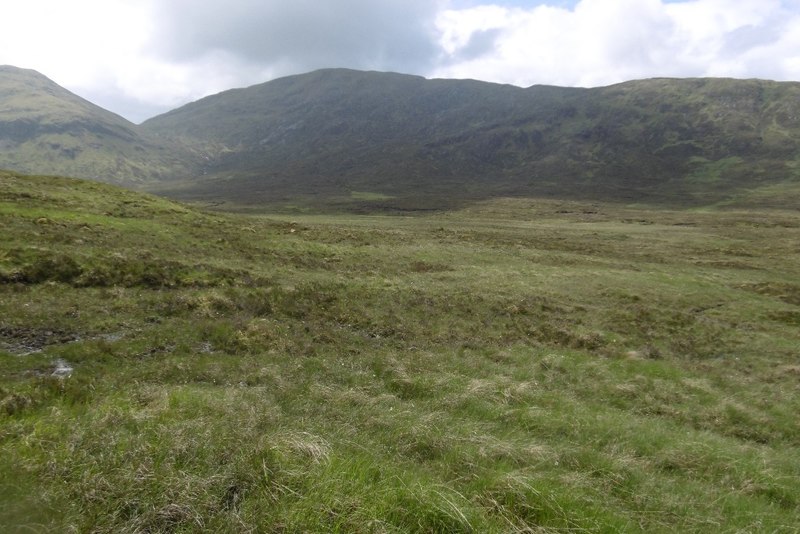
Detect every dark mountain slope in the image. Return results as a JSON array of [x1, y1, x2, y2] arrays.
[[142, 69, 800, 209], [3, 66, 799, 209], [142, 69, 581, 207], [0, 66, 192, 186]]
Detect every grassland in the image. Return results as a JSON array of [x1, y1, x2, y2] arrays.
[[1, 170, 799, 532]]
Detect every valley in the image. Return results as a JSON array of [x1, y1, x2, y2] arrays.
[[2, 64, 800, 531], [2, 171, 799, 531], [4, 66, 800, 212]]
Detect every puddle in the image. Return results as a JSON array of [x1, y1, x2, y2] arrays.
[[99, 332, 125, 343], [51, 359, 73, 378]]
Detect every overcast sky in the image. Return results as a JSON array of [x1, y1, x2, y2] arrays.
[[2, 0, 799, 123]]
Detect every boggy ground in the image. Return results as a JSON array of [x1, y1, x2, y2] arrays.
[[1, 171, 799, 532]]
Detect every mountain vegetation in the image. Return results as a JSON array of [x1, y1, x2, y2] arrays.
[[0, 66, 193, 186], [3, 66, 800, 210], [141, 69, 800, 210], [2, 170, 800, 531], [3, 67, 800, 530]]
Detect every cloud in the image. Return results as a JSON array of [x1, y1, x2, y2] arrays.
[[2, 0, 800, 123], [1, 0, 444, 122], [432, 0, 800, 87], [148, 0, 443, 75], [0, 0, 167, 122]]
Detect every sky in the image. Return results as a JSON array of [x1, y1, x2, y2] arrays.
[[2, 0, 800, 123]]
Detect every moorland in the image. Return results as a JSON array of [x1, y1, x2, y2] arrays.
[[2, 170, 799, 532], [1, 65, 800, 532]]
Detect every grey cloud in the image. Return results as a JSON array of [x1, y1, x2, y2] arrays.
[[720, 23, 783, 58], [457, 29, 502, 61], [150, 0, 442, 75]]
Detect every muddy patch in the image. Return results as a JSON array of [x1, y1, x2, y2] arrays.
[[740, 282, 800, 306], [21, 358, 75, 379], [768, 311, 800, 326], [0, 325, 80, 355]]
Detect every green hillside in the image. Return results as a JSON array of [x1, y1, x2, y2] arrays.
[[0, 66, 192, 186], [3, 66, 800, 210], [3, 170, 800, 531], [142, 70, 800, 210]]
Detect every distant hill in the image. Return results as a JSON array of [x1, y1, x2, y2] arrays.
[[142, 69, 800, 209], [3, 66, 800, 209], [0, 66, 192, 186]]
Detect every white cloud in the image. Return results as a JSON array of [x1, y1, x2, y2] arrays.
[[0, 0, 148, 86], [432, 0, 800, 87], [0, 0, 168, 121]]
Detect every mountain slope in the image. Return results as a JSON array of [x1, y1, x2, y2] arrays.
[[143, 69, 800, 209], [4, 66, 800, 209], [141, 69, 581, 207], [0, 66, 191, 186]]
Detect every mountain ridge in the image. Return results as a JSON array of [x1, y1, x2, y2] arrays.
[[2, 65, 800, 209], [142, 69, 800, 209]]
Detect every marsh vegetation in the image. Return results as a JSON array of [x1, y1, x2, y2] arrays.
[[1, 171, 799, 532]]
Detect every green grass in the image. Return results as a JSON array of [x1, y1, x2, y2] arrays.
[[350, 191, 395, 201], [687, 156, 745, 184], [2, 170, 800, 532]]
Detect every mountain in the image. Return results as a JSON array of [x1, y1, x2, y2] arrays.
[[3, 66, 800, 209], [142, 69, 800, 209], [0, 66, 192, 186]]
